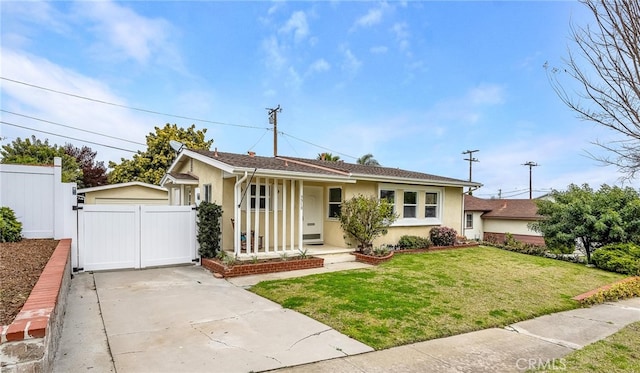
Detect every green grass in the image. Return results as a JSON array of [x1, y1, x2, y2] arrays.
[[250, 246, 624, 349], [534, 321, 640, 372]]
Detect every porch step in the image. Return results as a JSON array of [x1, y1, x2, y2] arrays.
[[313, 252, 356, 265]]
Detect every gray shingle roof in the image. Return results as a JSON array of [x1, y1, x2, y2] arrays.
[[464, 195, 541, 220], [190, 149, 475, 185]]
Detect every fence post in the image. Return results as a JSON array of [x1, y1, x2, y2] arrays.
[[53, 157, 64, 239]]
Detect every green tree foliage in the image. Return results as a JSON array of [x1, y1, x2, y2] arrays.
[[531, 184, 640, 263], [197, 201, 223, 258], [0, 207, 23, 242], [108, 124, 213, 185], [0, 135, 81, 183], [63, 144, 107, 188], [339, 194, 398, 254], [356, 153, 380, 166], [317, 152, 340, 162]]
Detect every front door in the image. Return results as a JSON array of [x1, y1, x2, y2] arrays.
[[303, 186, 323, 244]]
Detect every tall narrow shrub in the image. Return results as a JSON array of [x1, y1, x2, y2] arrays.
[[339, 194, 397, 254], [197, 202, 223, 258]]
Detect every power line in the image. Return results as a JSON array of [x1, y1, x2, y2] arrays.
[[0, 121, 138, 153], [1, 77, 268, 130], [280, 131, 357, 160], [1, 110, 146, 146]]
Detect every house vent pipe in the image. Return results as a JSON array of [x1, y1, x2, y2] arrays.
[[214, 147, 218, 157]]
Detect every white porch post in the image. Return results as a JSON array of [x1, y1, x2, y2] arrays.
[[245, 180, 252, 253], [265, 178, 270, 253], [298, 180, 304, 251], [274, 179, 279, 253], [282, 179, 287, 252], [290, 180, 295, 252], [254, 178, 260, 254], [234, 180, 240, 256]]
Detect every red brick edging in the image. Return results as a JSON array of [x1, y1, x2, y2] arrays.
[[352, 251, 394, 265], [572, 276, 640, 302], [202, 256, 324, 277], [1, 239, 71, 342]]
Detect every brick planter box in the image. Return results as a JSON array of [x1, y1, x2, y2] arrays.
[[1, 239, 72, 373], [352, 251, 394, 265], [202, 256, 324, 278]]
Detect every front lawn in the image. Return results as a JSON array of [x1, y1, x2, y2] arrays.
[[250, 246, 624, 349], [535, 321, 640, 372]]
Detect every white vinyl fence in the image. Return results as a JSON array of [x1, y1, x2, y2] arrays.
[[78, 204, 197, 271], [0, 158, 77, 240]]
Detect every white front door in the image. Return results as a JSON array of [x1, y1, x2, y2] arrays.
[[303, 186, 323, 244]]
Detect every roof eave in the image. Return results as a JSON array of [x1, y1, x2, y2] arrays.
[[352, 174, 482, 188], [233, 168, 356, 183]]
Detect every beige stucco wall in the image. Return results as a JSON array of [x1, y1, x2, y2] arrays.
[[463, 211, 484, 240], [83, 185, 168, 205], [483, 219, 540, 236]]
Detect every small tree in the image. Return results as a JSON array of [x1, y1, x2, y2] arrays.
[[196, 201, 223, 258], [338, 194, 397, 254]]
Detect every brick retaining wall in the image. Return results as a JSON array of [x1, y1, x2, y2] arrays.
[[202, 257, 324, 277], [0, 239, 72, 373]]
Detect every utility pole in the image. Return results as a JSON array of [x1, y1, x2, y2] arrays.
[[522, 161, 539, 199], [266, 105, 282, 156], [462, 149, 479, 195]]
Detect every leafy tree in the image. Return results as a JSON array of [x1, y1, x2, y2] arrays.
[[108, 124, 213, 185], [197, 201, 223, 258], [545, 0, 640, 177], [317, 152, 340, 162], [356, 153, 380, 166], [0, 135, 81, 183], [338, 194, 398, 254], [63, 144, 107, 188], [0, 207, 23, 242], [531, 183, 640, 263]]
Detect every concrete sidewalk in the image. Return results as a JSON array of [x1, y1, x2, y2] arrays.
[[272, 297, 640, 372], [52, 264, 640, 373]]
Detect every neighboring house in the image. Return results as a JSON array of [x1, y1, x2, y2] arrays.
[[78, 182, 169, 205], [161, 148, 480, 257], [463, 195, 544, 245]]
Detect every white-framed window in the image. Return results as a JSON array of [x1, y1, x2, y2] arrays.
[[403, 191, 417, 218], [328, 187, 342, 219], [380, 189, 395, 212], [250, 184, 268, 210], [465, 213, 473, 229], [425, 192, 439, 218], [203, 184, 212, 203]]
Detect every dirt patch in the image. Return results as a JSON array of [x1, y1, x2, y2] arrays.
[[0, 239, 58, 325]]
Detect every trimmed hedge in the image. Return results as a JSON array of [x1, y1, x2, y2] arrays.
[[397, 235, 431, 250], [579, 277, 640, 306], [592, 243, 640, 275]]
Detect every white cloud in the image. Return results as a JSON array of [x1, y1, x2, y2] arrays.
[[262, 36, 287, 71], [279, 11, 309, 43], [353, 8, 383, 29], [308, 59, 330, 74], [341, 48, 362, 75], [391, 22, 410, 53], [370, 45, 388, 54], [0, 48, 153, 164], [467, 84, 506, 105], [73, 1, 182, 70]]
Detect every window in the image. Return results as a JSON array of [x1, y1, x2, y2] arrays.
[[380, 189, 395, 211], [466, 213, 473, 229], [403, 191, 417, 218], [203, 184, 212, 203], [250, 184, 268, 210], [328, 187, 342, 218], [425, 192, 439, 218]]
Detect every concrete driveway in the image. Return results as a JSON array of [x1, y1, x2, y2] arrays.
[[53, 266, 372, 373]]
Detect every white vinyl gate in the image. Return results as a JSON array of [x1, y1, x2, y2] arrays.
[[78, 205, 197, 271]]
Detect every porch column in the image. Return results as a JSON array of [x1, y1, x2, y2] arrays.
[[282, 179, 287, 252], [245, 180, 252, 253], [274, 179, 279, 253], [254, 178, 260, 254], [234, 180, 240, 256], [298, 180, 303, 251], [290, 179, 295, 252], [265, 178, 270, 253]]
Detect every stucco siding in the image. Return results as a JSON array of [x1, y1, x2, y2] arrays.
[[483, 219, 540, 236], [84, 185, 168, 205]]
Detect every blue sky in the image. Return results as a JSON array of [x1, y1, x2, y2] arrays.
[[0, 1, 632, 198]]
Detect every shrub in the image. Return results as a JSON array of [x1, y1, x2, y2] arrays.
[[397, 235, 431, 250], [339, 194, 398, 254], [429, 226, 457, 247], [580, 277, 640, 306], [0, 207, 22, 242], [592, 243, 640, 275], [197, 201, 223, 258]]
